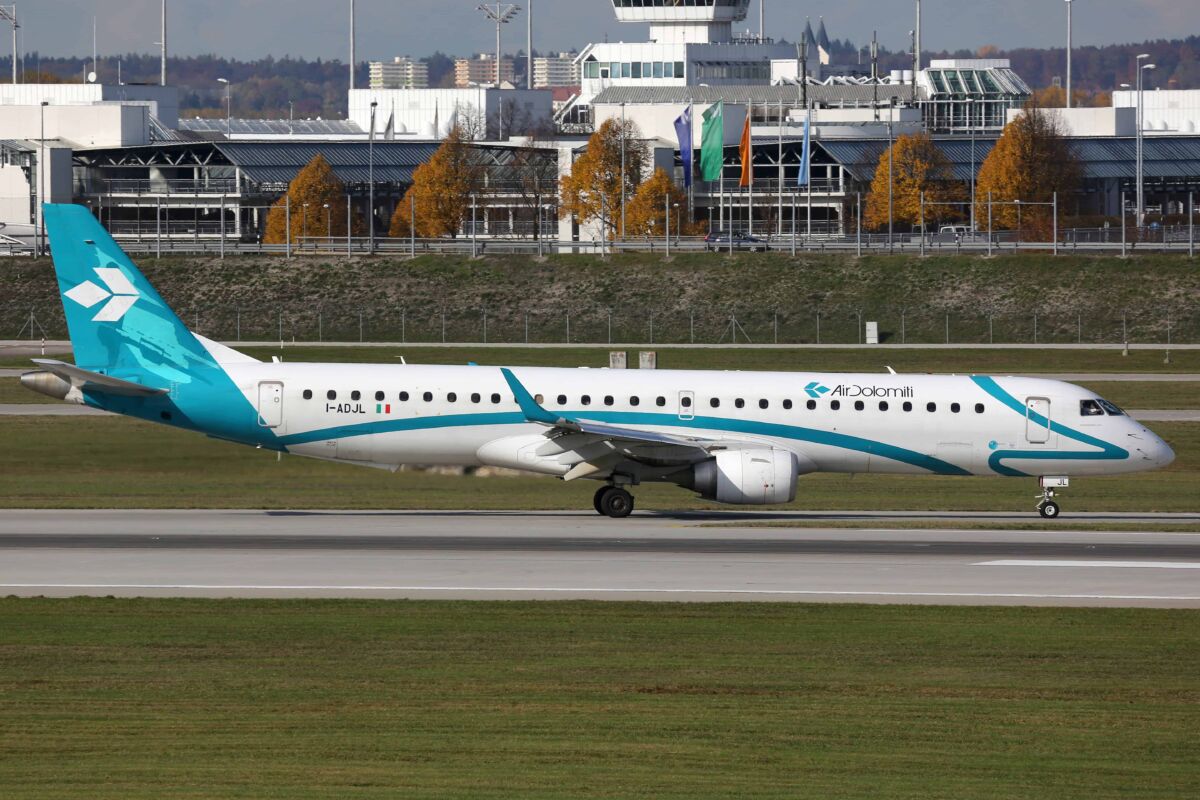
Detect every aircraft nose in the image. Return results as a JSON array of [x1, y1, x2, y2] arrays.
[[1146, 429, 1175, 468]]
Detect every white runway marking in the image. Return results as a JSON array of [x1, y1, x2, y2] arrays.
[[3, 584, 1200, 601], [977, 560, 1200, 570]]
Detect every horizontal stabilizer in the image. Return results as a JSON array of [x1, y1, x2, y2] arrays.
[[31, 359, 167, 397]]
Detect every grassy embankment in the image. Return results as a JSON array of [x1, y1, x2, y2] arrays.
[[0, 598, 1196, 799], [0, 415, 1195, 512], [3, 251, 1198, 345]]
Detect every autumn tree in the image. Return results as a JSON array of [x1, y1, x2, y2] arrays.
[[388, 124, 481, 238], [263, 154, 364, 244], [864, 133, 965, 231], [559, 117, 649, 240], [975, 102, 1082, 236], [623, 168, 701, 238]]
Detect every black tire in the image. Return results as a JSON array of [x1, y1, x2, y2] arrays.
[[600, 487, 634, 518], [593, 486, 610, 515], [1038, 500, 1061, 519]]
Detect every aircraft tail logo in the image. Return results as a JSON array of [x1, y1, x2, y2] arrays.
[[64, 268, 140, 322]]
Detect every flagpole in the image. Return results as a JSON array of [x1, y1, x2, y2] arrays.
[[777, 98, 783, 238], [806, 101, 813, 239], [747, 107, 753, 238]]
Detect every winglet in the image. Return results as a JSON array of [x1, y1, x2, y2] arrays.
[[500, 367, 560, 425]]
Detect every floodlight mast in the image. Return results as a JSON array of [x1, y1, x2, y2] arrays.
[[0, 6, 17, 86], [476, 3, 520, 86]]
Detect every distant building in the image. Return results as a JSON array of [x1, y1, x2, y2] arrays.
[[1113, 88, 1200, 135], [533, 53, 579, 88], [369, 57, 429, 90], [455, 54, 515, 87]]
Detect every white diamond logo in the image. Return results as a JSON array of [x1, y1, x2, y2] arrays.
[[64, 268, 140, 322]]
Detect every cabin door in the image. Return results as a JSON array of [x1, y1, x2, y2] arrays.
[[1025, 396, 1051, 444], [257, 382, 284, 428]]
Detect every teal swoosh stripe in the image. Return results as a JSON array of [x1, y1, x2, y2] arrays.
[[970, 376, 1129, 477], [278, 409, 970, 476]]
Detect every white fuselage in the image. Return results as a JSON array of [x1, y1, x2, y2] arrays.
[[225, 362, 1173, 481]]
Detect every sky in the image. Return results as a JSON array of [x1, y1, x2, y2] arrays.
[[22, 1, 1200, 63]]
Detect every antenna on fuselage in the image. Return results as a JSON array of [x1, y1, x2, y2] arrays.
[[885, 366, 896, 374]]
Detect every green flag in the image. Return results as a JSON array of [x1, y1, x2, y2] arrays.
[[700, 101, 724, 182]]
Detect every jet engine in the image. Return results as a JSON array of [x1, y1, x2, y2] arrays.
[[691, 448, 799, 505]]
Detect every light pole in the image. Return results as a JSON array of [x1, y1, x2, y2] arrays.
[[967, 98, 976, 231], [673, 202, 680, 246], [302, 203, 309, 249], [217, 77, 230, 137], [887, 102, 894, 252], [39, 100, 46, 255], [620, 102, 626, 239], [324, 203, 331, 241], [1065, 0, 1073, 109], [369, 100, 377, 253], [1135, 56, 1155, 226]]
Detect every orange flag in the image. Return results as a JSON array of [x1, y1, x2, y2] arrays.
[[738, 112, 753, 188]]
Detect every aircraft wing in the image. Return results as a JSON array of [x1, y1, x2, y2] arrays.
[[500, 367, 742, 468]]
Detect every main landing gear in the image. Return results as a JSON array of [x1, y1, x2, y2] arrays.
[[593, 485, 635, 518], [1036, 476, 1068, 519]]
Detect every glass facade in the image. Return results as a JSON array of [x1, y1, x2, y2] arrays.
[[583, 58, 686, 80]]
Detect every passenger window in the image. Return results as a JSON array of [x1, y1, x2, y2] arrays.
[[423, 392, 433, 402], [375, 391, 384, 401], [975, 403, 985, 414], [759, 399, 769, 409], [630, 396, 640, 406], [926, 402, 937, 413], [681, 396, 692, 408], [1080, 399, 1104, 417], [327, 390, 337, 400], [854, 400, 864, 411], [806, 399, 816, 410], [782, 399, 792, 410], [447, 392, 457, 403], [604, 396, 614, 406], [581, 395, 591, 406], [471, 393, 481, 403], [902, 401, 912, 412], [351, 390, 361, 401], [491, 393, 501, 404], [399, 391, 409, 401], [534, 394, 544, 404], [951, 403, 961, 413], [735, 398, 745, 409], [830, 400, 841, 411], [656, 396, 666, 407], [710, 398, 720, 408], [303, 389, 312, 400], [879, 401, 889, 411], [557, 394, 567, 405]]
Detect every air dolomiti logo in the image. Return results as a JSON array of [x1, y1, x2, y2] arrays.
[[806, 381, 913, 399], [64, 268, 140, 322]]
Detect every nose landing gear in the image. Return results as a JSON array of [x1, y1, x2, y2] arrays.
[[593, 485, 635, 518], [1036, 476, 1068, 519]]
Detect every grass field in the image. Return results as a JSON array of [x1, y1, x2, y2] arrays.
[[0, 598, 1196, 799], [0, 416, 1196, 512]]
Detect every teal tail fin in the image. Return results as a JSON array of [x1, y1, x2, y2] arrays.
[[45, 203, 214, 379]]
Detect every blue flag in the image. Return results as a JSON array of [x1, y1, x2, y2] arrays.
[[797, 112, 811, 187], [674, 105, 694, 188]]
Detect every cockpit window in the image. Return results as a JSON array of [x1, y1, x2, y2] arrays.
[[1080, 399, 1105, 417], [1097, 399, 1125, 416]]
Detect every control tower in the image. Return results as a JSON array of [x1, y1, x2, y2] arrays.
[[611, 0, 751, 45]]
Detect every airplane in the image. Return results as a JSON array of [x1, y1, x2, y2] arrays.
[[21, 204, 1175, 519]]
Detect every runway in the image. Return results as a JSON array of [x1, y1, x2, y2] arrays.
[[1, 510, 1198, 607]]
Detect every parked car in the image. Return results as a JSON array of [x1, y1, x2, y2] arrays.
[[704, 231, 767, 252]]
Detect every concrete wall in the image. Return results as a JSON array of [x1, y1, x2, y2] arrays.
[[1113, 89, 1200, 135], [0, 83, 179, 128], [349, 88, 553, 141], [1007, 106, 1135, 137], [0, 104, 150, 148], [593, 101, 747, 148]]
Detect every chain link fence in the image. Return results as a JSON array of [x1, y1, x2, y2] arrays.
[[5, 304, 1194, 346]]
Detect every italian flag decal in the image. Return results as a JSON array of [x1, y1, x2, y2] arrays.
[[376, 403, 391, 414]]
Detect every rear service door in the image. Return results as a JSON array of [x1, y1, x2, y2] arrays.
[[1025, 396, 1051, 443], [678, 390, 695, 421], [258, 382, 284, 428]]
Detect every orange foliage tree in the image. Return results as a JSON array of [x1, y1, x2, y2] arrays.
[[975, 102, 1082, 235], [558, 117, 648, 240], [864, 133, 965, 231], [388, 125, 480, 238], [263, 154, 364, 244], [623, 168, 702, 238]]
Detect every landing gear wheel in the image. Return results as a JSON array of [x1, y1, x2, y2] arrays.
[[593, 486, 610, 515], [599, 487, 634, 519], [1038, 500, 1061, 519]]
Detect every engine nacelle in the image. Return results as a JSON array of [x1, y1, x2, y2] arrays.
[[692, 449, 799, 505]]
